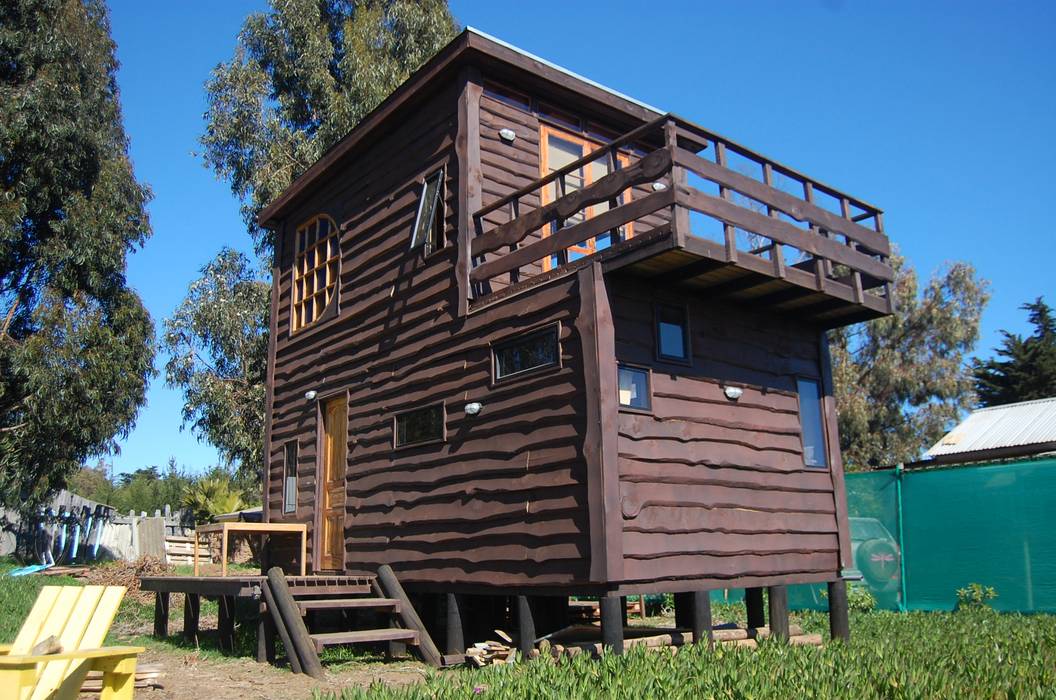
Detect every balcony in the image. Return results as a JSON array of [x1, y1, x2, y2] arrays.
[[470, 115, 894, 327]]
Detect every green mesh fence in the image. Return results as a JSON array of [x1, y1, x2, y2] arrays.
[[787, 457, 1053, 613]]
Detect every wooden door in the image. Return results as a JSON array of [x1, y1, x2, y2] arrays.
[[319, 396, 347, 571]]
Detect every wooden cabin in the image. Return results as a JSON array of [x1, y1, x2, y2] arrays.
[[257, 28, 894, 648]]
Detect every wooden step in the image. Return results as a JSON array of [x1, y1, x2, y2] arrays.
[[287, 584, 373, 597], [310, 627, 419, 651], [297, 597, 401, 615]]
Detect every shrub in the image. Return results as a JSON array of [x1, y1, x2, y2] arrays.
[[847, 584, 877, 613], [956, 582, 998, 611], [181, 477, 246, 524]]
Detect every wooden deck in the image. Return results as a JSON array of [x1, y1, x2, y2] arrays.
[[139, 574, 372, 597], [470, 113, 894, 327]]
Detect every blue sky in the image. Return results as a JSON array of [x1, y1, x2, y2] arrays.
[[107, 0, 1055, 475]]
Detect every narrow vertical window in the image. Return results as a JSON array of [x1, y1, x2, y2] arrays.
[[797, 378, 829, 468], [656, 304, 689, 361], [618, 365, 651, 410], [411, 168, 445, 254], [282, 441, 298, 514]]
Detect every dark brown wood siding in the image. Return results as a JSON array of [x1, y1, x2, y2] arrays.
[[607, 275, 842, 586], [266, 79, 592, 587], [477, 88, 668, 292]]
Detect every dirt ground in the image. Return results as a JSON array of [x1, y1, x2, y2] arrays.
[[130, 648, 430, 700]]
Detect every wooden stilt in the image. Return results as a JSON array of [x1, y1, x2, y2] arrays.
[[183, 593, 200, 643], [745, 587, 766, 629], [767, 585, 789, 641], [827, 580, 850, 642], [218, 595, 236, 653], [446, 593, 465, 655], [516, 595, 536, 660], [691, 591, 712, 646], [153, 592, 169, 638], [257, 599, 276, 663], [600, 596, 624, 655], [673, 592, 692, 629]]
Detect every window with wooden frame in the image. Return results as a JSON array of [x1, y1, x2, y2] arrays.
[[411, 167, 445, 255], [394, 403, 445, 448], [655, 303, 690, 362], [617, 364, 651, 411], [493, 324, 560, 382], [539, 125, 633, 270], [282, 441, 298, 514], [796, 377, 829, 468], [292, 214, 339, 332]]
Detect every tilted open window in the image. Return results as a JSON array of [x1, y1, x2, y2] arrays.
[[797, 378, 829, 468], [292, 214, 339, 332], [411, 168, 445, 255], [282, 440, 298, 514], [394, 404, 445, 448]]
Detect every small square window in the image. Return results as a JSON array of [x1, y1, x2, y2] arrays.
[[797, 378, 829, 468], [394, 404, 445, 448], [493, 326, 559, 381], [411, 168, 445, 254], [282, 441, 298, 514], [618, 365, 651, 410], [656, 304, 689, 361]]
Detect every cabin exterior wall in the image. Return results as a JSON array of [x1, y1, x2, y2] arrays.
[[264, 76, 595, 588], [605, 274, 849, 590]]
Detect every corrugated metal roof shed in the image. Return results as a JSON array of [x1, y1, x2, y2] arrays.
[[925, 396, 1056, 460]]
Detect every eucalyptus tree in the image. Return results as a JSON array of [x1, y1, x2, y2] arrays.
[[0, 0, 155, 506], [165, 0, 458, 480], [830, 256, 988, 470]]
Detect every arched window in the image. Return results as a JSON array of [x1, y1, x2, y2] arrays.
[[292, 214, 339, 332]]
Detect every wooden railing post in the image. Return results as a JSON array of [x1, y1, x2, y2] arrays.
[[713, 141, 738, 263], [665, 120, 689, 246]]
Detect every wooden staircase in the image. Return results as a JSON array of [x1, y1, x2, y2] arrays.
[[285, 578, 416, 653], [264, 566, 448, 676]]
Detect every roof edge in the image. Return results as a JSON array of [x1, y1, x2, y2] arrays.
[[258, 28, 665, 229]]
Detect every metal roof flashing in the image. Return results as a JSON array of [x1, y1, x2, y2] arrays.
[[464, 27, 665, 116]]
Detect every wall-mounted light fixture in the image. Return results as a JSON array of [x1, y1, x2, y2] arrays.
[[304, 390, 318, 402], [499, 128, 516, 143], [723, 386, 743, 401], [464, 401, 484, 416], [651, 181, 667, 191]]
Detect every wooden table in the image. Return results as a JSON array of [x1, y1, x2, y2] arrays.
[[194, 522, 308, 576]]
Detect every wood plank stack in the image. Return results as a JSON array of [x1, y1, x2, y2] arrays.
[[37, 566, 89, 578], [465, 630, 532, 666], [164, 535, 210, 566], [533, 624, 823, 660], [80, 663, 164, 692]]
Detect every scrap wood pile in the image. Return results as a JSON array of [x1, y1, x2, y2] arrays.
[[466, 630, 527, 666], [81, 663, 164, 693], [33, 565, 90, 578], [466, 623, 823, 664], [84, 555, 172, 604]]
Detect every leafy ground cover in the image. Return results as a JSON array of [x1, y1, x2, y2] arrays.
[[3, 559, 1054, 699], [323, 607, 1056, 700]]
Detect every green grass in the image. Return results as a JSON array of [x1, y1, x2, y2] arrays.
[[319, 607, 1056, 700], [0, 559, 85, 642]]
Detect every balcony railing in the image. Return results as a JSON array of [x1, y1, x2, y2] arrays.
[[470, 114, 894, 322]]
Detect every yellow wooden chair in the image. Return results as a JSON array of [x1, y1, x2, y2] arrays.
[[0, 585, 143, 700]]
